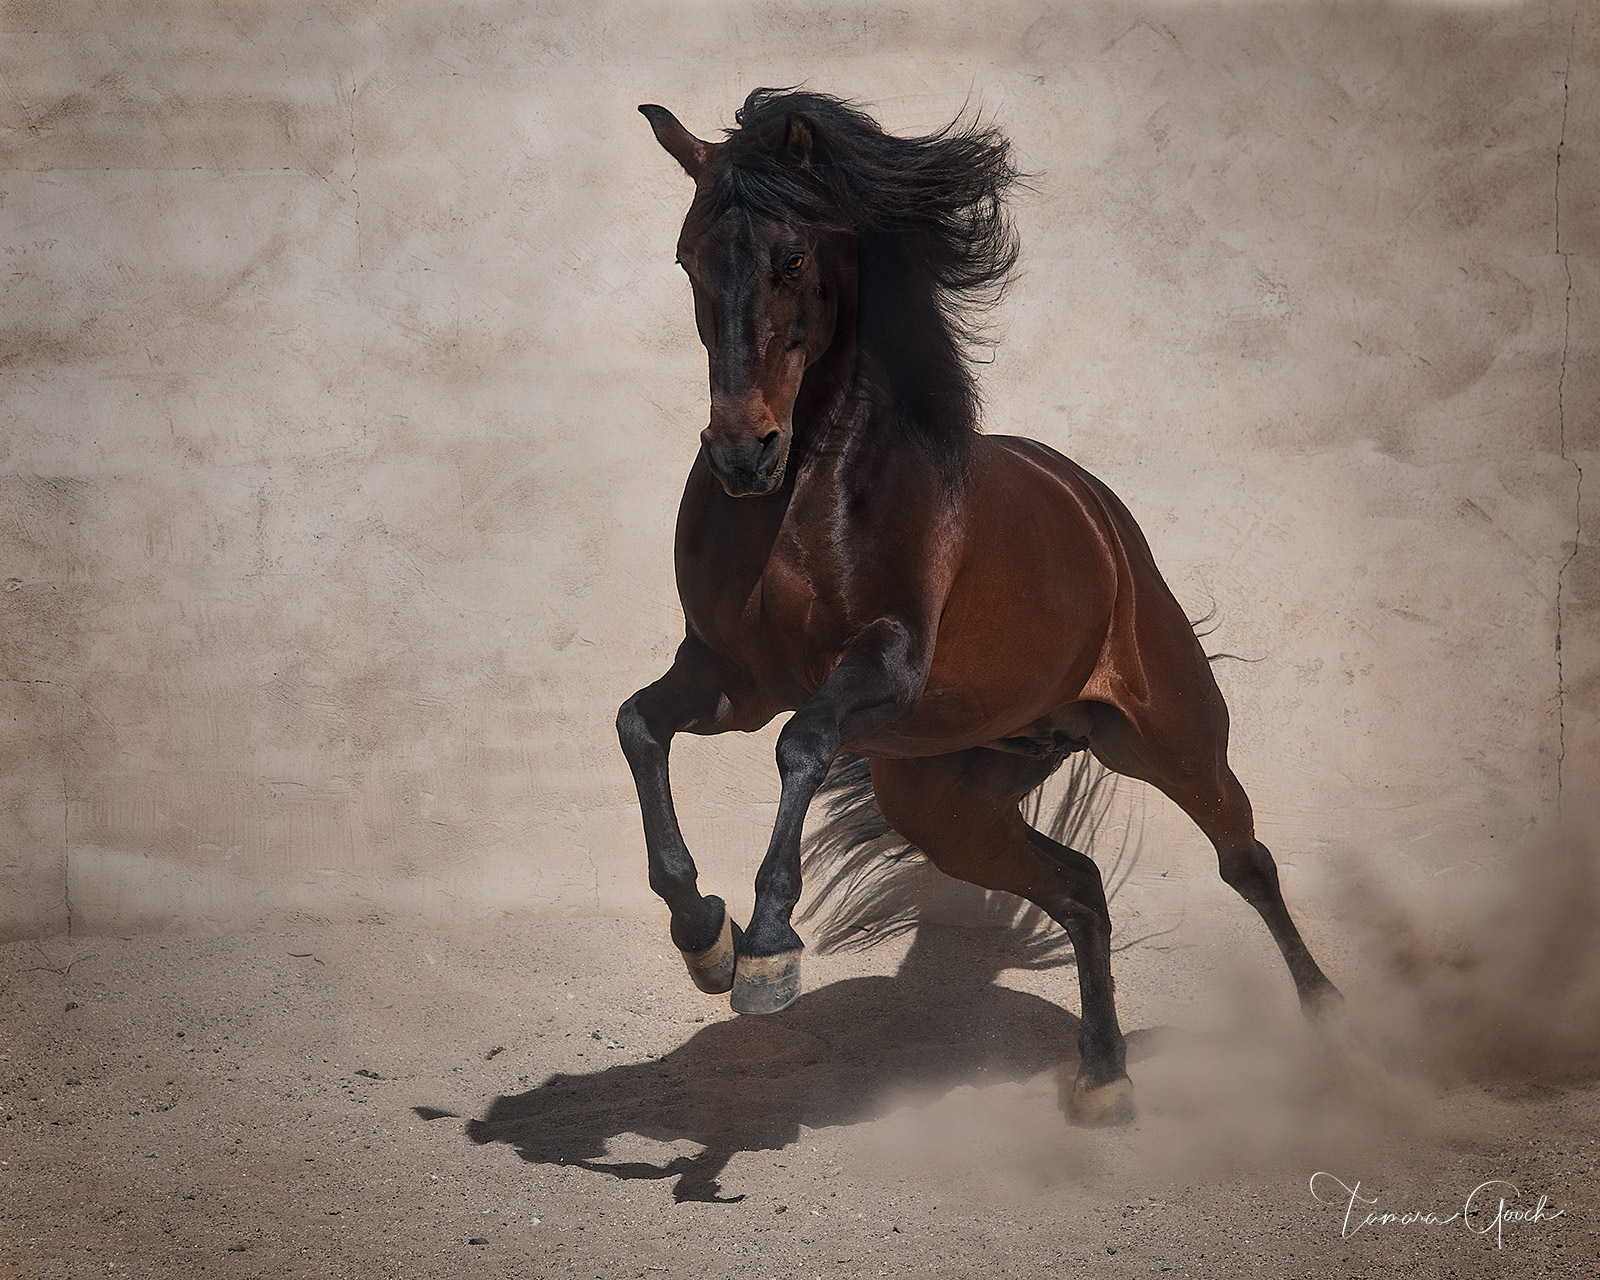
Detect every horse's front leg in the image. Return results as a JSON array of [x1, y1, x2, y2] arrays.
[[733, 618, 927, 1014], [617, 638, 753, 994]]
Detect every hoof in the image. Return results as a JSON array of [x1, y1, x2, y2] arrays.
[[1062, 1072, 1136, 1127], [680, 911, 740, 995], [730, 949, 801, 1015]]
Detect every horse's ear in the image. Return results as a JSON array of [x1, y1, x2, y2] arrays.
[[638, 104, 713, 180], [784, 114, 814, 169]]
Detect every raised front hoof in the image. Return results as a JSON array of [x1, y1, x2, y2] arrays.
[[730, 949, 802, 1015], [680, 912, 741, 995], [1061, 1072, 1136, 1128]]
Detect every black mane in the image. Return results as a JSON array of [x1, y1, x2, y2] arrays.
[[714, 88, 1022, 476]]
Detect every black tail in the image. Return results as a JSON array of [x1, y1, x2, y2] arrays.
[[796, 751, 1141, 958]]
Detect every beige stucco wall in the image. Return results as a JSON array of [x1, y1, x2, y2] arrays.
[[2, 0, 1595, 940]]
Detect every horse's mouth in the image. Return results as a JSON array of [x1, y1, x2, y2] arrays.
[[711, 441, 789, 497], [720, 462, 786, 498]]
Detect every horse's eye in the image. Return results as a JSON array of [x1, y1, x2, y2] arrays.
[[782, 252, 806, 277]]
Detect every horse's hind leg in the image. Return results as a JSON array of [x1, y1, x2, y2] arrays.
[[869, 749, 1135, 1126], [1189, 770, 1339, 1013], [617, 636, 763, 994], [1087, 702, 1339, 1014]]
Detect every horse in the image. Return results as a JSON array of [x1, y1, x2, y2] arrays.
[[617, 88, 1339, 1126]]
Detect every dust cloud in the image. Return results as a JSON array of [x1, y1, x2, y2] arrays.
[[1335, 824, 1600, 1089], [834, 824, 1600, 1201]]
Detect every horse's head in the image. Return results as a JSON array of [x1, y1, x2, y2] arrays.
[[640, 103, 849, 497]]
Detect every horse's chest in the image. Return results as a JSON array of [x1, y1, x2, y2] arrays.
[[683, 531, 855, 692]]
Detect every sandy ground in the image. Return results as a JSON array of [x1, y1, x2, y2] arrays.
[[3, 858, 1598, 1280]]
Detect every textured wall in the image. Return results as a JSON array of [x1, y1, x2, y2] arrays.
[[1, 0, 1594, 939]]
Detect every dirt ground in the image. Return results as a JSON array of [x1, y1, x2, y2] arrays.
[[3, 853, 1597, 1280]]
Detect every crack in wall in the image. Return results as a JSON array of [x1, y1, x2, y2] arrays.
[[1554, 4, 1582, 813], [349, 79, 363, 270]]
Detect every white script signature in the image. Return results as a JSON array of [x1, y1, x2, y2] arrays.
[[1309, 1173, 1565, 1249]]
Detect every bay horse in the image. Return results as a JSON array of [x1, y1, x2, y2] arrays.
[[617, 88, 1339, 1126]]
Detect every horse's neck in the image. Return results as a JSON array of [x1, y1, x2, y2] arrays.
[[791, 331, 905, 476], [789, 279, 863, 459]]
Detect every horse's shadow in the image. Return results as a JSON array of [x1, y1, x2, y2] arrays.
[[439, 919, 1155, 1202]]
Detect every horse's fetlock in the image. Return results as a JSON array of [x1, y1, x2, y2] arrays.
[[739, 915, 803, 959], [669, 897, 726, 955]]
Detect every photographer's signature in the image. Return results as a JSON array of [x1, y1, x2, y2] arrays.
[[1310, 1173, 1565, 1249]]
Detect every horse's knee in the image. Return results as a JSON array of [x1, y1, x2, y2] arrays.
[[616, 692, 646, 749], [775, 712, 839, 785], [617, 690, 670, 769]]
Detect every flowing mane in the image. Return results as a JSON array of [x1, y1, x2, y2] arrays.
[[711, 87, 1022, 476]]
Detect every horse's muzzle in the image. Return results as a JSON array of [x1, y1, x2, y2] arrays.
[[702, 427, 786, 497]]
